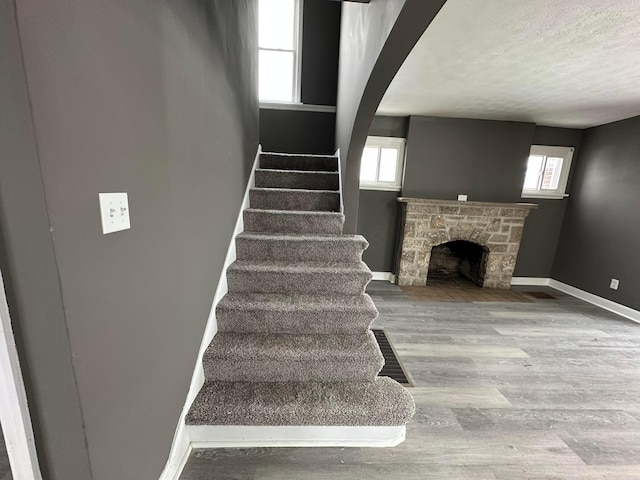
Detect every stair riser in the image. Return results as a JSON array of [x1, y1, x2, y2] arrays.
[[186, 377, 416, 427], [243, 211, 344, 234], [227, 271, 371, 295], [216, 308, 375, 334], [250, 190, 340, 212], [204, 359, 382, 382], [260, 154, 338, 172], [235, 238, 365, 262], [255, 170, 339, 190]]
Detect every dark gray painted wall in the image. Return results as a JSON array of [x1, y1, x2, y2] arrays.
[[356, 117, 584, 278], [355, 116, 408, 272], [10, 1, 258, 479], [259, 109, 336, 154], [403, 116, 535, 202], [259, 0, 341, 154], [335, 0, 446, 233], [0, 2, 92, 478], [357, 190, 401, 271], [369, 115, 409, 138], [514, 126, 583, 277], [552, 116, 640, 310], [300, 0, 341, 106]]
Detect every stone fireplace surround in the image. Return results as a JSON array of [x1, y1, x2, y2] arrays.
[[396, 198, 537, 289]]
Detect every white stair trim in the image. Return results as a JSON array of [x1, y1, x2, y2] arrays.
[[188, 425, 405, 448], [0, 269, 43, 480], [371, 271, 396, 282], [511, 277, 640, 324], [158, 145, 262, 480]]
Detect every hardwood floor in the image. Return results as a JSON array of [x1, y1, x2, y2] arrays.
[[180, 281, 640, 479]]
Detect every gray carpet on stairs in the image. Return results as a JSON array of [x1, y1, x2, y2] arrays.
[[187, 151, 415, 428]]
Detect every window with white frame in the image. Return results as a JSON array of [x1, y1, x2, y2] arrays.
[[522, 145, 574, 199], [359, 136, 406, 191], [258, 0, 302, 103]]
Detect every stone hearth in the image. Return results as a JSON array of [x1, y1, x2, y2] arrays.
[[396, 198, 537, 289]]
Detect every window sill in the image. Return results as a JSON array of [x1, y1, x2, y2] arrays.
[[259, 102, 336, 113], [521, 192, 569, 200], [359, 185, 402, 192]]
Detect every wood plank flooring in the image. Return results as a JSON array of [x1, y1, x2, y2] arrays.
[[180, 281, 640, 479]]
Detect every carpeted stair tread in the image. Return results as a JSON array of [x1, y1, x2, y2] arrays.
[[255, 169, 339, 190], [243, 209, 344, 234], [260, 153, 338, 172], [250, 188, 340, 212], [203, 332, 383, 382], [186, 376, 416, 426], [235, 232, 368, 262], [216, 293, 378, 334], [226, 260, 372, 295]]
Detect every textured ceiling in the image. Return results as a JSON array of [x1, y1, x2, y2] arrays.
[[377, 0, 640, 128]]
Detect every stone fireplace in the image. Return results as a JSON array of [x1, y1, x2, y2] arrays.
[[396, 198, 537, 289]]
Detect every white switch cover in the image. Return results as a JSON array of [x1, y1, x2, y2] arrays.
[[99, 193, 130, 234], [458, 194, 468, 202], [610, 278, 619, 290]]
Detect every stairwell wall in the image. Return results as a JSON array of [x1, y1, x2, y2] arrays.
[[7, 1, 259, 479], [259, 0, 341, 155]]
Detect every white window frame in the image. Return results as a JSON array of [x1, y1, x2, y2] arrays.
[[522, 145, 574, 199], [258, 0, 303, 105], [359, 136, 406, 192]]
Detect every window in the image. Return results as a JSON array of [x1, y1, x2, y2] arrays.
[[258, 0, 302, 103], [522, 145, 574, 199], [359, 136, 406, 191]]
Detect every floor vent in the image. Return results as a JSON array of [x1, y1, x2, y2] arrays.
[[372, 329, 412, 386]]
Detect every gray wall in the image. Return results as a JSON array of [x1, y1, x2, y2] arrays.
[[369, 115, 409, 138], [357, 116, 408, 272], [356, 116, 584, 279], [259, 109, 336, 154], [552, 116, 640, 310], [0, 2, 92, 478], [336, 0, 446, 233], [403, 116, 535, 202], [514, 126, 583, 277], [5, 1, 258, 479], [259, 0, 341, 154]]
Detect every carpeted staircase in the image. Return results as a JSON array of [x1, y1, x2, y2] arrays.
[[186, 152, 414, 435]]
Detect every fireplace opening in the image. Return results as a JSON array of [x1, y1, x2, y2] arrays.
[[427, 240, 488, 287]]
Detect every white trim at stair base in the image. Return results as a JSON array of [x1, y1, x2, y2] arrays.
[[158, 145, 262, 480], [188, 425, 406, 448], [511, 277, 640, 324], [371, 272, 396, 282], [0, 269, 43, 480]]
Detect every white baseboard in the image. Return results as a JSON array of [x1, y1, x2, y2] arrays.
[[511, 277, 640, 324], [510, 277, 551, 286], [371, 272, 396, 282], [158, 145, 262, 480], [188, 425, 405, 448], [548, 279, 640, 324]]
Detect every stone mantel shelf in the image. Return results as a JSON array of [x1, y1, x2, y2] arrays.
[[397, 197, 538, 210]]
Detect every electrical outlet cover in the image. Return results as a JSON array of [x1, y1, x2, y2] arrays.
[[609, 278, 619, 290], [99, 192, 130, 234]]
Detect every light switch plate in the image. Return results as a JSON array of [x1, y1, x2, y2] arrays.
[[99, 192, 130, 234]]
